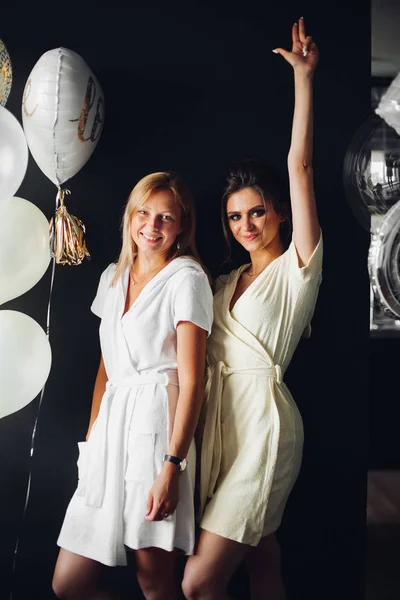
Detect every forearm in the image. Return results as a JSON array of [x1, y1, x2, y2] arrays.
[[167, 380, 204, 459], [288, 70, 314, 169], [86, 357, 108, 440]]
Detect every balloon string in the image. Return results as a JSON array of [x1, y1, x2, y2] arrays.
[[56, 187, 71, 209], [9, 256, 56, 600]]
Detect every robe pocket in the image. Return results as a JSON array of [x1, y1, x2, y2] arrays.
[[125, 432, 156, 487], [76, 441, 87, 495]]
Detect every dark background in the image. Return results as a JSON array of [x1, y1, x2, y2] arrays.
[[369, 0, 400, 472], [0, 1, 370, 599]]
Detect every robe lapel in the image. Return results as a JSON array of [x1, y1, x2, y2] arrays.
[[221, 272, 275, 368]]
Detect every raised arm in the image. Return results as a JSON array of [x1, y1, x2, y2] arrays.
[[274, 17, 320, 265]]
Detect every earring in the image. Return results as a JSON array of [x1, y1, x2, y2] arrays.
[[176, 237, 181, 250]]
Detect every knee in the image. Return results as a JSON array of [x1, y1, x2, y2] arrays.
[[52, 573, 88, 600], [182, 561, 211, 600], [136, 571, 166, 599], [52, 573, 69, 599]]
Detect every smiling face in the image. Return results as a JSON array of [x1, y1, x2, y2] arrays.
[[130, 189, 181, 257], [226, 187, 284, 253]]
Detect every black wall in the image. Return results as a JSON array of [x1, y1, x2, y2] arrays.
[[370, 338, 400, 469], [0, 2, 370, 599]]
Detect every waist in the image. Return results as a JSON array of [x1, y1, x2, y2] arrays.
[[207, 362, 282, 384], [107, 369, 179, 390]]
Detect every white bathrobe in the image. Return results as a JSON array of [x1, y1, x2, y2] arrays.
[[57, 257, 213, 566], [200, 235, 323, 546]]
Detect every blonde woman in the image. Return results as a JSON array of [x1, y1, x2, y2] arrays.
[[183, 18, 322, 600], [53, 172, 213, 600]]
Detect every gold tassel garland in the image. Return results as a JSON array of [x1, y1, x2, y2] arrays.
[[49, 189, 90, 265]]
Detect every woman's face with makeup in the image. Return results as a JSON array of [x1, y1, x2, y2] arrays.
[[226, 187, 283, 252]]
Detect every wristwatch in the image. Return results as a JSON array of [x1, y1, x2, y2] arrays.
[[163, 454, 187, 472]]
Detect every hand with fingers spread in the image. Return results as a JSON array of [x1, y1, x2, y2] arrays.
[[145, 462, 180, 522], [273, 16, 319, 74]]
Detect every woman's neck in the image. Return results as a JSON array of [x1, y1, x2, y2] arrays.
[[133, 251, 170, 277], [248, 238, 285, 274]]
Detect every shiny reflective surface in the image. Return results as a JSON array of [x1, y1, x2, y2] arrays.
[[369, 201, 400, 320], [344, 115, 400, 231], [376, 72, 400, 137]]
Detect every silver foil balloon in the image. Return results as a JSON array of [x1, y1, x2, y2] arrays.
[[343, 115, 400, 231], [369, 200, 400, 320], [0, 38, 12, 107], [376, 72, 400, 138]]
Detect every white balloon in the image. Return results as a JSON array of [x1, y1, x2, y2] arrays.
[[0, 106, 28, 205], [0, 311, 52, 419], [22, 47, 105, 187], [0, 197, 51, 305], [0, 38, 13, 107]]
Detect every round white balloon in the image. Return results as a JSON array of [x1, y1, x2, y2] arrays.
[[0, 197, 51, 305], [0, 38, 13, 107], [0, 310, 52, 419], [0, 106, 28, 205], [22, 47, 105, 187]]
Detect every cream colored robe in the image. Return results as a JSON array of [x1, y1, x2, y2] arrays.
[[200, 235, 323, 546]]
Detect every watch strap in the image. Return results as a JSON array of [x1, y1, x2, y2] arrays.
[[163, 454, 183, 466]]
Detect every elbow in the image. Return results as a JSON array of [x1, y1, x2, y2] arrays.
[[287, 156, 314, 175], [179, 377, 204, 402]]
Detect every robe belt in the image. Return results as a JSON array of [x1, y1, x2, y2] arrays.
[[83, 370, 179, 508], [200, 361, 283, 512]]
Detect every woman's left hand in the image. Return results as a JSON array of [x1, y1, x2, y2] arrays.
[[145, 462, 180, 521], [273, 16, 319, 74]]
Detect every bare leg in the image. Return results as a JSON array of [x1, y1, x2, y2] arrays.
[[52, 548, 123, 600], [182, 529, 250, 600], [135, 547, 183, 600], [246, 534, 286, 600]]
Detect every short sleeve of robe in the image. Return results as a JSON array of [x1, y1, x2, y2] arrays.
[[286, 231, 323, 283], [91, 263, 117, 318], [284, 232, 323, 338], [172, 268, 213, 336]]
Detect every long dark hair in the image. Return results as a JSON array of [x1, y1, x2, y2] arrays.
[[221, 159, 292, 262]]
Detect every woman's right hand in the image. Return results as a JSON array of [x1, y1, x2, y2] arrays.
[[273, 17, 319, 76], [145, 462, 180, 521]]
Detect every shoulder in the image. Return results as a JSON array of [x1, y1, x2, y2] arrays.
[[91, 262, 118, 318], [170, 258, 214, 333], [169, 257, 211, 287], [213, 267, 241, 294], [282, 230, 323, 281], [99, 262, 118, 288]]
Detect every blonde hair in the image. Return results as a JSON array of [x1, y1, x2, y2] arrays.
[[111, 171, 204, 285]]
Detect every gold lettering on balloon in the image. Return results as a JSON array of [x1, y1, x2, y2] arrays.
[[22, 79, 38, 117], [91, 95, 104, 142], [70, 76, 104, 143]]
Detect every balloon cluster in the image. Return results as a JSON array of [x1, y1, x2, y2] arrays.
[[0, 39, 12, 106], [0, 41, 104, 419], [343, 76, 400, 328]]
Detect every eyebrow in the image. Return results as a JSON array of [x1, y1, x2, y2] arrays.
[[141, 205, 176, 214], [227, 204, 265, 215]]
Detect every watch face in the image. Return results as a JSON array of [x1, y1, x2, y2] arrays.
[[180, 458, 187, 472]]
